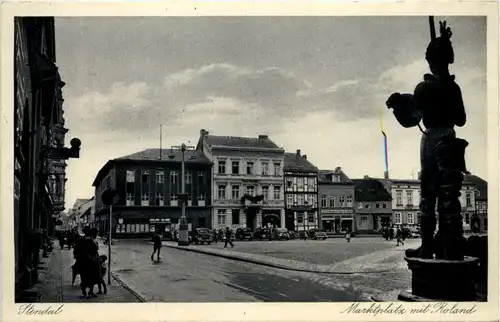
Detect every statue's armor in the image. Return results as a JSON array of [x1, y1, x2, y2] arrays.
[[390, 73, 468, 260]]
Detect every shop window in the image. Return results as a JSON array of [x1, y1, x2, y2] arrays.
[[232, 209, 240, 225]]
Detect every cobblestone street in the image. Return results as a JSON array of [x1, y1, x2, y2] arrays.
[[109, 238, 417, 302]]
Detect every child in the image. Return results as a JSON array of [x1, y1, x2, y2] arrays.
[[97, 255, 108, 295]]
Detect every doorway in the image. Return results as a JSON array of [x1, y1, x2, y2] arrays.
[[262, 210, 280, 228], [245, 208, 257, 231]]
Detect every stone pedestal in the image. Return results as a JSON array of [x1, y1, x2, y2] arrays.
[[399, 256, 479, 302]]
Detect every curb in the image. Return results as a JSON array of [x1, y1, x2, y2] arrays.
[[111, 272, 147, 302], [164, 244, 396, 275]]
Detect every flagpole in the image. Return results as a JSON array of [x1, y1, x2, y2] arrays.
[[160, 124, 163, 160]]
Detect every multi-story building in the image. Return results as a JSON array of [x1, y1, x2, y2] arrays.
[[92, 149, 213, 238], [14, 18, 79, 300], [353, 176, 393, 233], [318, 167, 355, 233], [196, 129, 285, 231], [284, 150, 319, 232], [465, 174, 488, 232], [391, 177, 476, 231], [68, 198, 93, 231]]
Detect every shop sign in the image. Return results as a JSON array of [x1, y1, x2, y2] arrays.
[[118, 218, 123, 224], [321, 208, 353, 214]]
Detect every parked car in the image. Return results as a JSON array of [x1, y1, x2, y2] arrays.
[[308, 229, 327, 240], [235, 228, 254, 241], [193, 228, 213, 245], [288, 231, 299, 240], [254, 228, 271, 240], [298, 231, 308, 240], [173, 230, 193, 244], [272, 228, 290, 240]]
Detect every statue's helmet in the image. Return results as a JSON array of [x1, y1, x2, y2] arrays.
[[425, 21, 454, 66]]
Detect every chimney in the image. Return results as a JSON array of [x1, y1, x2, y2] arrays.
[[303, 155, 307, 160], [384, 171, 389, 179], [258, 135, 268, 140], [335, 167, 341, 172], [364, 175, 369, 179], [418, 171, 422, 180], [200, 129, 206, 137], [296, 149, 301, 156]]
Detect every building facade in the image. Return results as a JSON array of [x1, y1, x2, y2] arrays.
[[196, 130, 285, 231], [465, 174, 488, 232], [14, 18, 79, 301], [353, 177, 393, 233], [284, 150, 319, 232], [92, 149, 213, 238], [318, 167, 355, 233]]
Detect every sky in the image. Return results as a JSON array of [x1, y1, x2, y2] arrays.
[[54, 16, 487, 211]]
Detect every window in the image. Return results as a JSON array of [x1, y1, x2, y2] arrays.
[[141, 193, 150, 206], [321, 195, 327, 208], [198, 194, 205, 201], [273, 162, 281, 176], [262, 186, 269, 200], [406, 190, 413, 205], [297, 214, 304, 223], [232, 161, 240, 174], [287, 194, 293, 206], [396, 190, 403, 205], [297, 194, 305, 205], [358, 202, 363, 209], [185, 172, 192, 184], [328, 197, 335, 208], [156, 171, 164, 184], [218, 159, 226, 174], [170, 194, 178, 206], [382, 203, 387, 208], [170, 171, 178, 184], [297, 177, 304, 189], [218, 185, 227, 199], [365, 203, 370, 209], [246, 185, 255, 196], [246, 161, 254, 175], [466, 193, 472, 206], [286, 178, 293, 189], [126, 193, 134, 206], [261, 162, 269, 176], [156, 193, 164, 206], [141, 170, 149, 183], [394, 213, 402, 224], [308, 194, 315, 206], [376, 203, 380, 208], [361, 216, 368, 225], [308, 213, 315, 223], [308, 178, 316, 190], [273, 186, 281, 200], [231, 185, 240, 199], [218, 209, 226, 225], [232, 209, 240, 225], [339, 196, 345, 206], [126, 170, 135, 183], [332, 175, 340, 183], [407, 213, 414, 224], [197, 172, 205, 185]]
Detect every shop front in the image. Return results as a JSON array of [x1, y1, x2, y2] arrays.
[[320, 208, 354, 233]]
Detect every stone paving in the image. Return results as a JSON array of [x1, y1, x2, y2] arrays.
[[31, 243, 140, 303]]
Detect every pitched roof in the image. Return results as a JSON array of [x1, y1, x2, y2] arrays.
[[353, 178, 392, 202], [318, 168, 353, 184], [115, 148, 211, 163], [284, 152, 318, 172], [205, 135, 282, 150], [465, 174, 488, 201]]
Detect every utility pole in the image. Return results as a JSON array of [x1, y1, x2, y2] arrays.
[[171, 143, 195, 246]]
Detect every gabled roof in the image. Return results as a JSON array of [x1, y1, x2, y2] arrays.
[[284, 153, 318, 172], [115, 148, 212, 163], [353, 178, 392, 202], [205, 135, 282, 150], [465, 174, 488, 201], [318, 168, 353, 184]]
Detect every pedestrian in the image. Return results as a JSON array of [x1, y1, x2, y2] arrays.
[[151, 232, 162, 261], [86, 228, 101, 298], [96, 255, 108, 295], [213, 229, 218, 243], [224, 227, 234, 248], [345, 228, 351, 243], [396, 226, 405, 246]]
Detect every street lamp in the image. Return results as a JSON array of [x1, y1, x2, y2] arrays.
[[171, 143, 195, 246]]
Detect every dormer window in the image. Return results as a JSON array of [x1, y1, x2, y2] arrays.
[[332, 174, 340, 183]]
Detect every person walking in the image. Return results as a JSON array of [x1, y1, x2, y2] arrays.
[[151, 232, 162, 261], [345, 228, 351, 243], [396, 226, 405, 246], [224, 227, 234, 248]]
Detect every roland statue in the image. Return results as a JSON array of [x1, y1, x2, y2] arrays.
[[386, 21, 469, 261]]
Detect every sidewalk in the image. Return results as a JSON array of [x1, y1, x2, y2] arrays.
[[161, 241, 416, 274], [30, 244, 142, 302]]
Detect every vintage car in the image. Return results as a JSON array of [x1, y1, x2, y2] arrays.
[[235, 228, 254, 241], [308, 229, 328, 240], [193, 228, 213, 245], [253, 228, 271, 240], [272, 228, 290, 240], [288, 231, 300, 240]]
